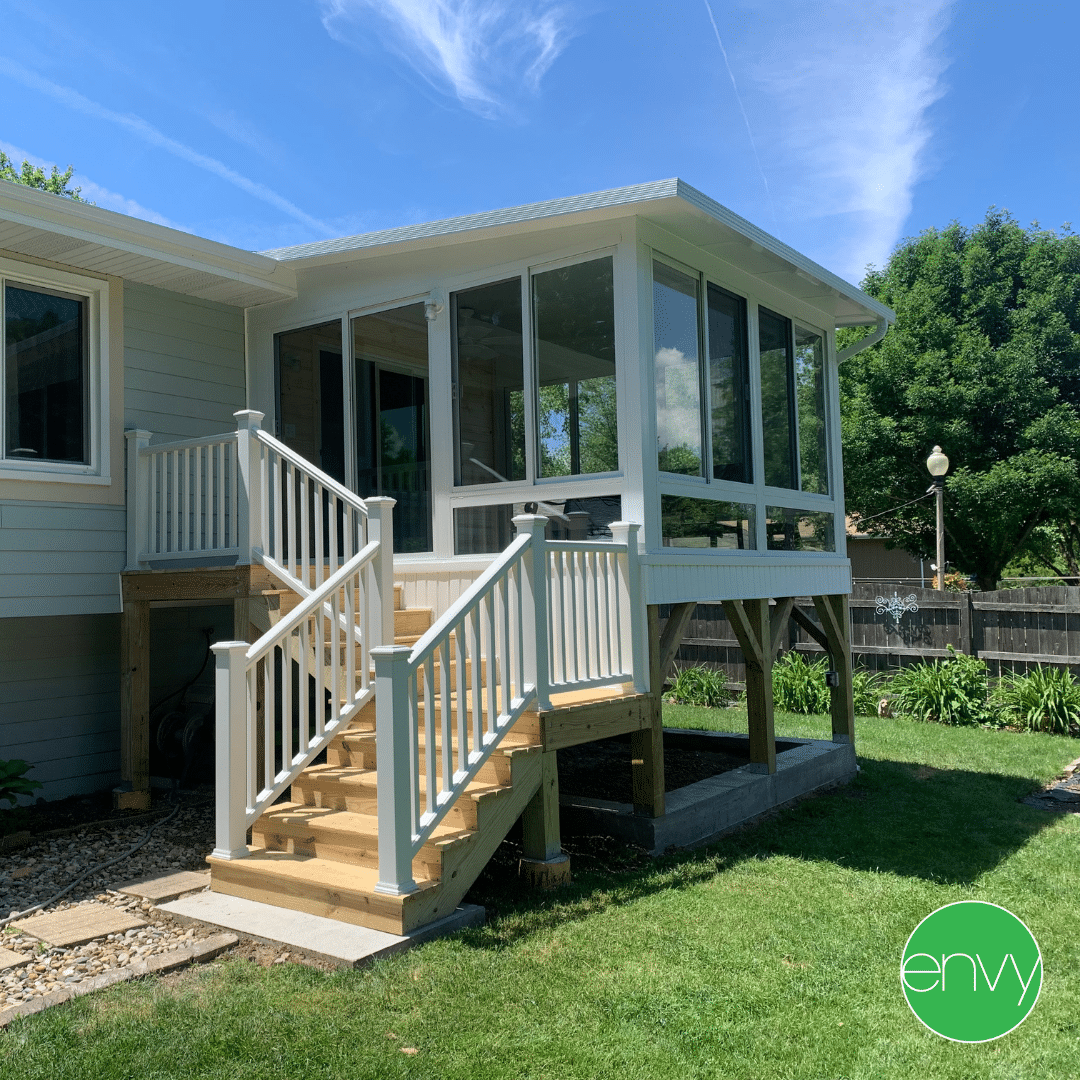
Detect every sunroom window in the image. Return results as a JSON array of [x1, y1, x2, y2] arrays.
[[3, 281, 89, 465]]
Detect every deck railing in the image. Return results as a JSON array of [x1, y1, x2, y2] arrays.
[[371, 515, 646, 896]]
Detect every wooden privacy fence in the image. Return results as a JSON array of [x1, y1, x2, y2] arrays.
[[666, 583, 1080, 684]]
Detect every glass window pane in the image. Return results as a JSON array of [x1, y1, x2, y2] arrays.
[[661, 495, 755, 549], [765, 507, 835, 552], [707, 284, 751, 483], [653, 261, 702, 476], [533, 257, 617, 477], [795, 325, 829, 495], [453, 278, 525, 485], [759, 308, 796, 489], [454, 495, 621, 554], [4, 283, 87, 463]]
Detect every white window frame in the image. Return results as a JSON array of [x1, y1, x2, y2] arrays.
[[0, 254, 109, 485]]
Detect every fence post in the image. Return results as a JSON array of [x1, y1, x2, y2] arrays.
[[610, 522, 647, 693], [211, 641, 250, 860], [372, 645, 418, 896], [233, 410, 264, 564], [366, 497, 397, 649], [124, 429, 151, 570], [514, 514, 551, 711]]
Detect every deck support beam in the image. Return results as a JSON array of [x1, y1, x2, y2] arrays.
[[519, 751, 570, 887], [812, 593, 856, 745], [117, 599, 151, 810], [723, 598, 779, 774]]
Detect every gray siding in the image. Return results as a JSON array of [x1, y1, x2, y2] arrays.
[[124, 282, 246, 440], [0, 501, 126, 617], [0, 613, 121, 800]]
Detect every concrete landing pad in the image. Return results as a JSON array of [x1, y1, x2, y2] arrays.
[[13, 904, 148, 948], [158, 892, 485, 968], [116, 870, 211, 903], [562, 730, 857, 855], [0, 948, 32, 972]]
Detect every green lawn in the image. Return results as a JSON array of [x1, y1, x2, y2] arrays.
[[4, 710, 1078, 1080]]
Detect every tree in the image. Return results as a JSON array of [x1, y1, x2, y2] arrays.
[[0, 152, 83, 200], [840, 209, 1080, 591]]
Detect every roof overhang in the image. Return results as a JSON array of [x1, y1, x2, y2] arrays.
[[262, 178, 894, 329], [0, 182, 297, 308]]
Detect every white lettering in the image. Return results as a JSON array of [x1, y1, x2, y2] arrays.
[[941, 953, 977, 992], [901, 953, 941, 992], [976, 954, 1010, 992], [1009, 954, 1041, 1007]]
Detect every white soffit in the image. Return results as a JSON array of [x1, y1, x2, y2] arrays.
[[0, 183, 296, 308], [263, 178, 893, 328]]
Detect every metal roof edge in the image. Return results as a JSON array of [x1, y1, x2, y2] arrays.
[[673, 180, 894, 325]]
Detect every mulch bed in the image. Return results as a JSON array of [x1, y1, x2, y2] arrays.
[[557, 734, 746, 803]]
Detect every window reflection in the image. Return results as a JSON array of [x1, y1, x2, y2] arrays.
[[707, 284, 751, 483], [661, 495, 755, 549], [795, 325, 828, 495], [759, 308, 796, 489]]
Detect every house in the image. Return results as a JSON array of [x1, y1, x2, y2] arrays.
[[0, 178, 893, 933]]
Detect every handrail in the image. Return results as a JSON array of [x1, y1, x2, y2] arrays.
[[254, 427, 366, 515], [138, 431, 238, 456]]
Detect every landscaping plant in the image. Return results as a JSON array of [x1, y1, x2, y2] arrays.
[[992, 664, 1080, 735], [852, 668, 886, 717], [667, 665, 731, 708], [0, 758, 40, 808], [771, 652, 831, 714], [889, 646, 991, 725]]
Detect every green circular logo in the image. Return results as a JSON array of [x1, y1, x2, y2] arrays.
[[901, 901, 1042, 1042]]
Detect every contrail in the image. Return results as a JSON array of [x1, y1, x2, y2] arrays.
[[701, 0, 776, 228], [0, 58, 332, 238]]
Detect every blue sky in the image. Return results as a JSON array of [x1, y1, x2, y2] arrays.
[[0, 0, 1074, 284]]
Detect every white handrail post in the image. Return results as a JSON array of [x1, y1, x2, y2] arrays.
[[211, 641, 251, 860], [124, 429, 151, 570], [514, 514, 551, 711], [366, 497, 396, 648], [372, 645, 418, 896], [610, 522, 648, 693], [234, 410, 265, 564]]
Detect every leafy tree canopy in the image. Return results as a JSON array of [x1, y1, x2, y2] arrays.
[[0, 152, 83, 200], [841, 208, 1080, 590]]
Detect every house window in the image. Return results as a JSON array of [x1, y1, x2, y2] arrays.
[[707, 284, 751, 483], [533, 256, 617, 477], [3, 280, 89, 465], [794, 324, 829, 495], [661, 495, 755, 549], [765, 507, 835, 552]]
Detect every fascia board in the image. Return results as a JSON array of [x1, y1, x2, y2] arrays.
[[0, 183, 297, 301]]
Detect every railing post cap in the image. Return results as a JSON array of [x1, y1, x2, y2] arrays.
[[366, 496, 398, 510], [512, 513, 549, 535], [233, 409, 265, 429], [609, 520, 639, 533], [125, 427, 152, 441], [211, 640, 249, 655], [370, 644, 412, 656]]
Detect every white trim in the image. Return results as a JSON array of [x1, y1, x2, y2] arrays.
[[0, 254, 110, 485]]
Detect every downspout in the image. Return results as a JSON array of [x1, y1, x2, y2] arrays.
[[836, 316, 889, 363]]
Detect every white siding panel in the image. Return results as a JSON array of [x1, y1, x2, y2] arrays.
[[643, 557, 852, 604], [0, 613, 121, 800]]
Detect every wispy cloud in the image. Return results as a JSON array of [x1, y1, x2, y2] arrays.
[[0, 58, 333, 238], [0, 139, 183, 230], [727, 0, 953, 282], [318, 0, 574, 116]]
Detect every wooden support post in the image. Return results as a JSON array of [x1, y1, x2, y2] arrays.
[[812, 594, 856, 745], [723, 598, 776, 774], [519, 750, 570, 887], [116, 600, 152, 810]]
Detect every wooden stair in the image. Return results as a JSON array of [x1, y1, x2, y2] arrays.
[[208, 582, 545, 935]]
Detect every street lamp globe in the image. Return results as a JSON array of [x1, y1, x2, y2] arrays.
[[926, 445, 949, 478]]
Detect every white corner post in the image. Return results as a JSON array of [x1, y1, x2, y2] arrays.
[[514, 514, 551, 711], [233, 410, 265, 564], [211, 641, 251, 861], [366, 496, 397, 649], [372, 644, 418, 896], [124, 428, 151, 571], [610, 522, 647, 693]]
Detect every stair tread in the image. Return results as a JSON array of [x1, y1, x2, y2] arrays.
[[258, 802, 472, 843], [297, 763, 508, 797]]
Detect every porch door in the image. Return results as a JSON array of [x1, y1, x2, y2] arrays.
[[352, 303, 432, 553]]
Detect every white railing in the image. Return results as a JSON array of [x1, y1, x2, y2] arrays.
[[210, 511, 395, 860], [126, 428, 241, 565], [371, 515, 646, 896]]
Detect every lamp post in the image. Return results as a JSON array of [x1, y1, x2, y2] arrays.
[[926, 445, 949, 592]]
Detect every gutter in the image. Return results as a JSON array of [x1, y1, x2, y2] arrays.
[[836, 317, 890, 364]]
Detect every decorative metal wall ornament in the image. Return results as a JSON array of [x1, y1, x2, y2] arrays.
[[876, 592, 919, 621]]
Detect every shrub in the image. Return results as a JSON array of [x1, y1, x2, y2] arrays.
[[889, 647, 990, 725], [667, 665, 732, 708], [852, 669, 887, 717], [772, 652, 831, 715], [0, 758, 40, 808], [991, 665, 1080, 735]]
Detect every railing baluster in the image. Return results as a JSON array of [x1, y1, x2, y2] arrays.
[[264, 651, 274, 794], [470, 606, 482, 753], [424, 658, 436, 816], [194, 445, 203, 550], [299, 469, 309, 590], [246, 666, 256, 810], [438, 646, 451, 797], [282, 628, 293, 775], [314, 483, 324, 589], [455, 623, 467, 775], [500, 577, 511, 717], [285, 462, 296, 578]]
